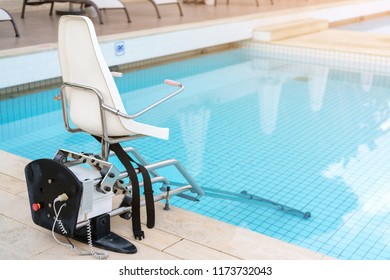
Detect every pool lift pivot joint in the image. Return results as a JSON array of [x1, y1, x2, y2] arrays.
[[25, 148, 204, 255]]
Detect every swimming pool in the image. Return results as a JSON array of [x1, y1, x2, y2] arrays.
[[1, 47, 390, 260]]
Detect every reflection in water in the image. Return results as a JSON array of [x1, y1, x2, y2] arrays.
[[360, 72, 374, 92], [322, 130, 390, 245], [179, 108, 211, 176], [377, 97, 390, 132], [258, 77, 282, 135], [255, 62, 329, 134], [308, 66, 329, 112]]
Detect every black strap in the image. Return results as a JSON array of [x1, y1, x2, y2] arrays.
[[93, 136, 155, 240], [109, 142, 155, 229]]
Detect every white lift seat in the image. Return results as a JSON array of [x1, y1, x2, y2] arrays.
[[58, 15, 177, 159]]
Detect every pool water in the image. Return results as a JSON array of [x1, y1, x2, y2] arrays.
[[1, 48, 390, 260]]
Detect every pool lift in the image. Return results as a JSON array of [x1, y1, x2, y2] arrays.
[[24, 15, 310, 259], [24, 15, 205, 258]]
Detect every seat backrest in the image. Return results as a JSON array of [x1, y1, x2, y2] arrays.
[[58, 15, 128, 137]]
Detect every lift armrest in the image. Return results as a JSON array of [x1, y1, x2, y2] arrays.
[[101, 79, 184, 119], [111, 71, 123, 78]]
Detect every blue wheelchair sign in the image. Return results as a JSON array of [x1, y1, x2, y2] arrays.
[[115, 41, 125, 56]]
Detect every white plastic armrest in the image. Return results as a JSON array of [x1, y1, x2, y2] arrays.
[[111, 71, 123, 78], [102, 79, 184, 119]]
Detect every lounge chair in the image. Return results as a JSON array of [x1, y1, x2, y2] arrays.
[[83, 0, 130, 23], [214, 0, 273, 6], [0, 8, 20, 37], [148, 0, 183, 18], [21, 0, 130, 24], [21, 0, 62, 18]]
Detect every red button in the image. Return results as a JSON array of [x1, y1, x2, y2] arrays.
[[32, 203, 41, 212]]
